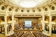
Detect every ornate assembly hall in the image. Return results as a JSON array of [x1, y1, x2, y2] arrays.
[[0, 0, 56, 37]]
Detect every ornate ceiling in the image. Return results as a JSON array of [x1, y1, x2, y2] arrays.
[[0, 0, 56, 8]]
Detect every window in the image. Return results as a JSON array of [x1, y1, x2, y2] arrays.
[[25, 20, 32, 28], [15, 9, 18, 12], [27, 10, 29, 12], [33, 10, 35, 12], [45, 8, 48, 11], [1, 6, 5, 10], [52, 6, 55, 10], [9, 8, 12, 11], [21, 10, 24, 12], [38, 9, 41, 12]]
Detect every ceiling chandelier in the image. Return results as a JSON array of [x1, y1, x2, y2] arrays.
[[8, 0, 49, 8]]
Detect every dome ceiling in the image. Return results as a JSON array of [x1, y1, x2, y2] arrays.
[[8, 0, 48, 8], [0, 0, 56, 8]]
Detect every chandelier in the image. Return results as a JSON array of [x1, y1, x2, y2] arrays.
[[8, 0, 49, 8]]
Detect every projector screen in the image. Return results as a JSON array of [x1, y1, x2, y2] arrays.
[[25, 21, 32, 28]]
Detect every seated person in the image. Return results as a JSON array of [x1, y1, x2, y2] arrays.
[[52, 26, 56, 34], [45, 24, 49, 31]]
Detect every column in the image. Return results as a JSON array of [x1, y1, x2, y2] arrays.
[[42, 8, 45, 31]]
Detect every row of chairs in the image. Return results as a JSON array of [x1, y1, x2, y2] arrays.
[[33, 32, 49, 37], [14, 26, 42, 31], [7, 31, 50, 37], [21, 31, 35, 37], [7, 32, 24, 37]]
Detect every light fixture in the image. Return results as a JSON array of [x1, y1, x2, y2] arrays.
[[8, 0, 48, 8]]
